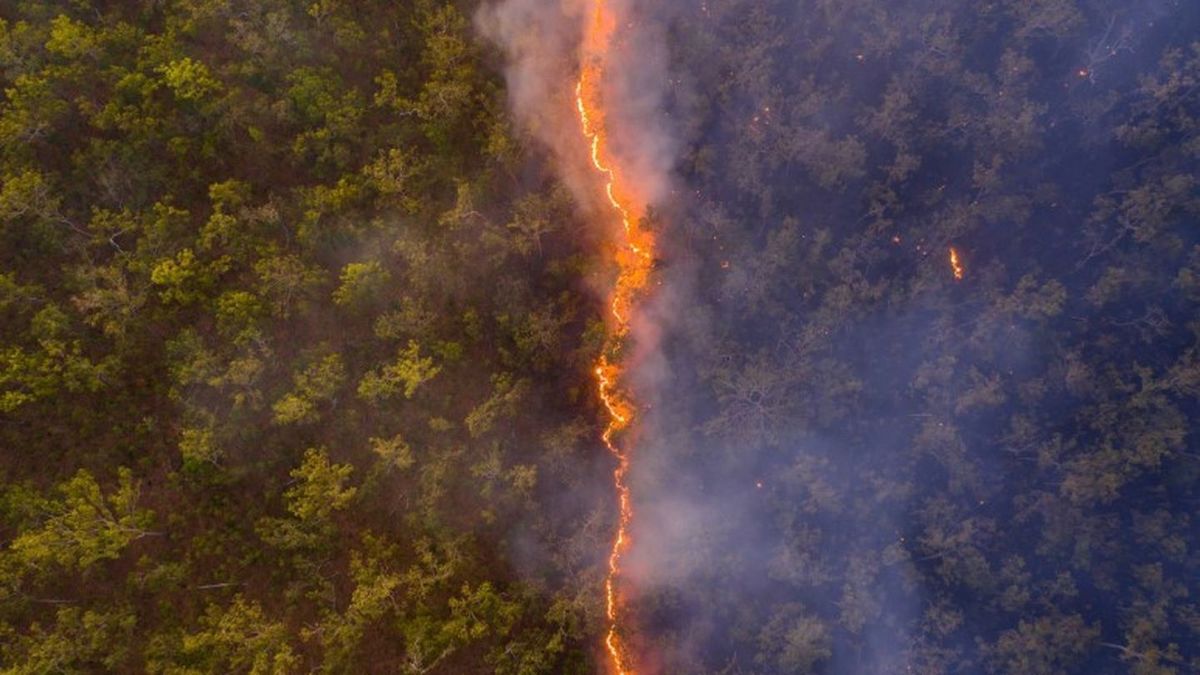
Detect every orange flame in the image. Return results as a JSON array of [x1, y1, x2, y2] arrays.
[[575, 1, 655, 672], [949, 247, 964, 281]]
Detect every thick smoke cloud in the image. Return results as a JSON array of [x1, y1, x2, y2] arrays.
[[477, 0, 688, 670], [477, 0, 924, 671]]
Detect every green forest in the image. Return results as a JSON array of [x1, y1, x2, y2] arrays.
[[2, 0, 1200, 673], [0, 0, 603, 671]]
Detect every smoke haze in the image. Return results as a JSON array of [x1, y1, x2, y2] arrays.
[[481, 0, 1200, 672]]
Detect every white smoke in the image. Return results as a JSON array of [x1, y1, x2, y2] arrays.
[[475, 0, 677, 212]]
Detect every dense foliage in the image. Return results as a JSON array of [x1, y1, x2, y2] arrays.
[[0, 0, 607, 671]]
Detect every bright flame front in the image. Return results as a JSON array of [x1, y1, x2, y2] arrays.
[[575, 1, 656, 672]]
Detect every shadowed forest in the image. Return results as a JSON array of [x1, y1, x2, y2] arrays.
[[1, 0, 1199, 673]]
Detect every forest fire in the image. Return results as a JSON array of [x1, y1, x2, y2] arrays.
[[949, 247, 964, 280], [576, 0, 656, 672], [11, 0, 1200, 673]]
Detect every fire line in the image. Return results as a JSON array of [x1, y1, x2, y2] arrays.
[[574, 0, 656, 672]]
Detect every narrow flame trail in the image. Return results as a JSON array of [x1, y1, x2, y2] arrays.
[[575, 1, 656, 672]]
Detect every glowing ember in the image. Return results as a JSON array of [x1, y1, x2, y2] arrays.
[[575, 1, 656, 672], [949, 247, 964, 281]]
